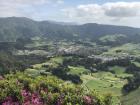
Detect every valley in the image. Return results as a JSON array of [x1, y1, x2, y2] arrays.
[[0, 17, 140, 105]]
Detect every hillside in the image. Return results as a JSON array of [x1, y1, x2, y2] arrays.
[[0, 17, 140, 43]]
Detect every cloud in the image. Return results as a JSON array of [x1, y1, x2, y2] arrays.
[[0, 0, 62, 5], [62, 2, 140, 27], [56, 0, 64, 4], [0, 1, 140, 27], [0, 0, 63, 18], [62, 4, 103, 18], [63, 2, 140, 18], [103, 2, 140, 17]]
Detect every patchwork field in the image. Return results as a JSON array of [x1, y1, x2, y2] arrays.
[[81, 72, 128, 96], [81, 70, 133, 105]]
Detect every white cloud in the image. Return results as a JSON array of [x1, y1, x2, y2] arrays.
[[62, 2, 140, 27], [103, 2, 140, 17], [62, 4, 103, 18], [63, 2, 140, 18], [56, 0, 64, 4], [0, 0, 63, 18], [0, 0, 62, 5]]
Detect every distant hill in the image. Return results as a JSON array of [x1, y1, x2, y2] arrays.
[[0, 17, 140, 42]]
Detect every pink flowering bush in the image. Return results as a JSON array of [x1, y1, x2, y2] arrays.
[[2, 96, 20, 105], [83, 96, 95, 105], [0, 72, 112, 105], [21, 90, 43, 105]]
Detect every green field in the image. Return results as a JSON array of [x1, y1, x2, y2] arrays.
[[103, 43, 140, 56], [109, 66, 133, 78], [132, 61, 140, 68], [68, 66, 90, 75], [50, 56, 64, 64], [99, 34, 126, 43], [31, 56, 64, 69], [81, 72, 126, 96], [81, 71, 129, 105], [109, 66, 125, 74], [122, 88, 140, 105], [80, 68, 134, 105]]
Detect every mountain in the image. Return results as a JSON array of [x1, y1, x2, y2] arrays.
[[0, 17, 140, 42], [47, 20, 79, 25]]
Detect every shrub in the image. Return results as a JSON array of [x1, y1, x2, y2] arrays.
[[0, 72, 112, 105]]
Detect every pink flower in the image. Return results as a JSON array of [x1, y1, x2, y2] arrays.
[[0, 75, 4, 80], [31, 93, 43, 105], [21, 90, 43, 105], [2, 96, 20, 105], [83, 96, 92, 105]]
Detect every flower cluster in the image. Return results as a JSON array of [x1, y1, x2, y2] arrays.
[[0, 76, 4, 80], [2, 96, 20, 105], [83, 95, 94, 105], [0, 73, 111, 105], [21, 89, 43, 105]]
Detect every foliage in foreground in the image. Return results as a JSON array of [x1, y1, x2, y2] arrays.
[[0, 72, 112, 105]]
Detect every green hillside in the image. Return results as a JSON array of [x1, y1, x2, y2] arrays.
[[0, 17, 140, 43]]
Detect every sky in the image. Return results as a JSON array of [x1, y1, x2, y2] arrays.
[[0, 0, 140, 27]]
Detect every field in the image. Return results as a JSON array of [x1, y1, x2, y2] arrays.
[[29, 56, 64, 70], [122, 88, 140, 105], [25, 57, 132, 97], [68, 66, 89, 75], [24, 56, 134, 105], [81, 70, 132, 105], [132, 61, 140, 68], [81, 72, 127, 96], [103, 43, 140, 56], [109, 66, 133, 78], [99, 34, 126, 43]]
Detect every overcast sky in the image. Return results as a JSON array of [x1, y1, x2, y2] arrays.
[[0, 0, 140, 27]]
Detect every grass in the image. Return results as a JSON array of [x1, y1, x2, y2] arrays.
[[81, 69, 133, 105], [132, 61, 140, 68], [122, 88, 140, 105], [50, 57, 64, 64], [86, 79, 123, 96], [25, 69, 41, 77], [81, 72, 128, 96], [68, 66, 89, 75], [108, 66, 133, 78], [28, 56, 73, 71], [31, 56, 64, 70], [81, 70, 132, 96], [16, 50, 48, 56], [109, 66, 126, 74], [103, 43, 140, 56], [99, 34, 126, 43], [81, 71, 127, 105]]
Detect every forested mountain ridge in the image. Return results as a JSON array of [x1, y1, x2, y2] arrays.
[[0, 17, 140, 42]]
